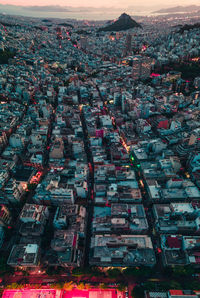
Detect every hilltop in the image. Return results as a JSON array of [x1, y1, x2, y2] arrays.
[[98, 13, 142, 32]]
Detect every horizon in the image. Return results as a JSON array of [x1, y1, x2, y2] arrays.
[[0, 1, 200, 21], [0, 0, 200, 9]]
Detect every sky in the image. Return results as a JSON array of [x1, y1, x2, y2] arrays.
[[0, 0, 199, 20], [0, 0, 200, 8]]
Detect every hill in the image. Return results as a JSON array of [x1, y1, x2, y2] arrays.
[[98, 13, 142, 32], [179, 23, 200, 33]]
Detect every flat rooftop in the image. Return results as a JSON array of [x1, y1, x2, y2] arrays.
[[62, 289, 124, 298], [92, 204, 148, 233], [2, 289, 124, 298], [13, 167, 34, 182], [7, 244, 39, 266], [2, 289, 62, 298]]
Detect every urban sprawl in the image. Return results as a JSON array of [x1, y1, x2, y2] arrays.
[[0, 10, 200, 298]]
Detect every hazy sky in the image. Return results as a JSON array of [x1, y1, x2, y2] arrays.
[[0, 0, 199, 8]]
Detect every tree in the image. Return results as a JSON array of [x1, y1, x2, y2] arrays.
[[27, 183, 37, 191], [189, 280, 200, 291], [76, 282, 85, 290], [107, 268, 121, 279], [51, 283, 64, 289], [142, 281, 182, 292], [172, 265, 195, 277], [46, 266, 56, 276], [117, 283, 127, 292], [22, 270, 29, 276], [168, 281, 182, 290], [162, 266, 173, 277], [63, 281, 75, 290], [71, 267, 84, 276], [143, 282, 157, 291], [89, 266, 104, 277], [6, 283, 24, 289], [0, 48, 16, 64], [123, 266, 154, 278], [123, 267, 138, 277], [131, 286, 144, 298], [0, 256, 14, 276], [71, 266, 104, 277], [99, 283, 110, 289]]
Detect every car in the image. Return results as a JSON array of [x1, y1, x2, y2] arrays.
[[157, 248, 162, 254]]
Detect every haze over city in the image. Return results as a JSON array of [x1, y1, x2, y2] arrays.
[[0, 0, 200, 8], [0, 0, 200, 19]]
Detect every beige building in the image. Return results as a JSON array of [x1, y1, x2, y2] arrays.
[[49, 137, 64, 159]]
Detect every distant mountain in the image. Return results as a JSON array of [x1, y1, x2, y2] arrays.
[[153, 5, 200, 14], [23, 6, 70, 12], [98, 13, 142, 32]]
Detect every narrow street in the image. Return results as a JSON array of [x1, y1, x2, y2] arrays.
[[77, 89, 94, 267]]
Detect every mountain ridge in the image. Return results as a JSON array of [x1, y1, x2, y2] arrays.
[[153, 5, 200, 14]]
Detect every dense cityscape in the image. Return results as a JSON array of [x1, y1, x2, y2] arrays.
[[0, 5, 200, 298]]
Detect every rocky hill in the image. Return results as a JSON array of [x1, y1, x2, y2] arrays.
[[98, 13, 142, 32]]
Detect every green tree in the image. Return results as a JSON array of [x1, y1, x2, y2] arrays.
[[123, 267, 141, 277], [107, 268, 121, 279], [6, 283, 24, 289], [56, 282, 64, 290], [71, 267, 85, 276], [0, 49, 16, 64], [169, 281, 182, 290], [162, 266, 173, 277], [99, 283, 110, 289], [46, 266, 56, 276], [172, 265, 195, 277], [27, 183, 37, 191], [76, 282, 85, 290], [0, 256, 14, 276], [189, 280, 200, 291], [52, 283, 64, 289], [63, 281, 75, 290], [123, 266, 154, 278], [89, 266, 104, 277], [22, 270, 29, 276], [71, 266, 104, 277], [131, 286, 144, 298], [143, 281, 157, 291], [117, 283, 127, 292]]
